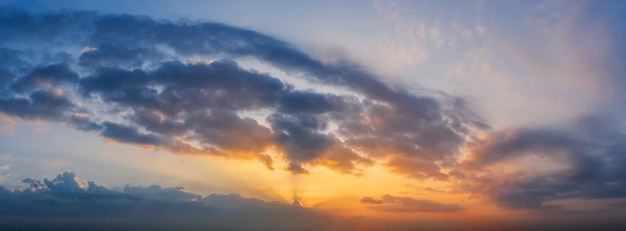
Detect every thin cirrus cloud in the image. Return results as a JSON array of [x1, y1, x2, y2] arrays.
[[361, 194, 463, 213], [0, 7, 485, 178]]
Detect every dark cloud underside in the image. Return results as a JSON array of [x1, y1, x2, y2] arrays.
[[0, 7, 482, 177], [0, 171, 331, 231], [458, 117, 626, 211]]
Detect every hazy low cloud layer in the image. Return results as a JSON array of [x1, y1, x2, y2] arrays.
[[2, 171, 625, 231], [361, 194, 463, 213], [1, 171, 331, 231]]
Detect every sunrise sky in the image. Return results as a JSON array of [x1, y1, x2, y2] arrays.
[[1, 1, 626, 230]]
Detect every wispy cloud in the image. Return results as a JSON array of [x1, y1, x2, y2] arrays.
[[457, 116, 626, 211], [361, 194, 463, 213]]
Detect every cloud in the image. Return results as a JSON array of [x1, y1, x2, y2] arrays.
[[361, 194, 463, 213], [0, 89, 74, 121], [0, 171, 333, 231], [9, 63, 78, 92], [100, 122, 165, 146], [610, 202, 626, 209], [360, 196, 383, 204], [0, 163, 8, 182], [42, 171, 91, 192], [457, 116, 626, 211], [0, 7, 484, 177], [0, 48, 30, 88], [2, 145, 623, 231], [78, 44, 161, 68], [122, 184, 200, 202]]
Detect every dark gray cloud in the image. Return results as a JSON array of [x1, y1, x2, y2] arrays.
[[269, 113, 332, 163], [0, 7, 484, 176], [78, 44, 161, 68], [458, 116, 626, 211], [0, 48, 30, 88], [100, 122, 165, 146], [78, 67, 151, 96], [0, 69, 13, 89], [183, 109, 275, 156], [361, 194, 463, 213], [69, 113, 104, 131], [277, 90, 350, 114], [0, 48, 28, 68], [0, 7, 96, 45], [0, 89, 74, 120], [339, 98, 469, 179], [10, 63, 78, 92], [0, 171, 332, 231]]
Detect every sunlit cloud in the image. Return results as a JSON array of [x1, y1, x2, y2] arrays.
[[456, 116, 626, 211], [361, 194, 464, 213], [0, 7, 485, 177], [1, 1, 626, 230]]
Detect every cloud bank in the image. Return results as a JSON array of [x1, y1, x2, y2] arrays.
[[457, 116, 626, 211], [0, 7, 485, 178], [0, 171, 332, 231], [2, 171, 625, 231]]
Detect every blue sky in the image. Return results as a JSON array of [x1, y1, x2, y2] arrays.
[[1, 1, 626, 230]]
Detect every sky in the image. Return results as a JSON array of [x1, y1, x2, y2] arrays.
[[0, 0, 626, 230]]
